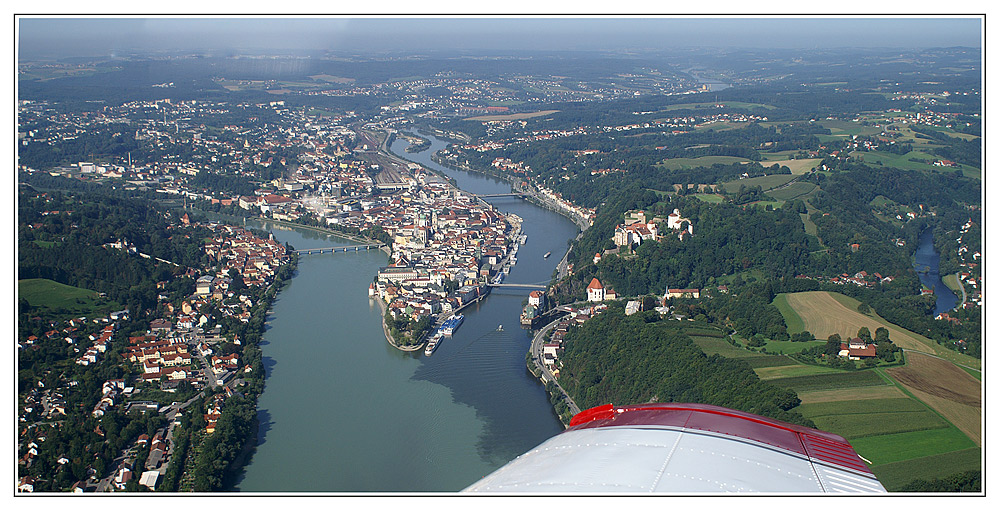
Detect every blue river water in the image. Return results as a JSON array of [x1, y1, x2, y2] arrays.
[[913, 229, 959, 316]]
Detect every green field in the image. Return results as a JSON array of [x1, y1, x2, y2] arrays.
[[19, 278, 122, 319], [852, 150, 980, 179], [720, 174, 797, 193], [870, 447, 981, 491], [941, 273, 964, 299], [655, 156, 748, 170], [766, 182, 818, 201], [754, 363, 851, 380], [811, 409, 948, 440], [32, 240, 62, 249], [691, 193, 726, 203], [850, 427, 977, 467], [652, 101, 777, 113], [692, 122, 743, 132], [921, 125, 980, 142], [795, 397, 928, 417], [749, 200, 785, 210], [815, 119, 884, 137], [689, 334, 805, 367], [767, 370, 887, 391], [689, 335, 762, 358], [740, 356, 801, 369], [772, 293, 805, 333], [761, 339, 825, 355]]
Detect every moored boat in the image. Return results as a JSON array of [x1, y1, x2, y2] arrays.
[[441, 314, 465, 336], [424, 331, 444, 356]]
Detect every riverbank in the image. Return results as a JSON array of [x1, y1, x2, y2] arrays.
[[430, 152, 592, 233], [526, 313, 581, 427], [942, 272, 967, 306], [373, 295, 423, 352], [179, 246, 299, 491]]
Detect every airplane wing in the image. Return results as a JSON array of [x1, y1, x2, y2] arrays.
[[463, 402, 886, 493]]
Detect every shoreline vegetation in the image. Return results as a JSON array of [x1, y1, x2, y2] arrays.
[[374, 295, 422, 352], [210, 245, 299, 491]]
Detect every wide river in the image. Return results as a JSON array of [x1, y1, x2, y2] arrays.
[[232, 134, 577, 492]]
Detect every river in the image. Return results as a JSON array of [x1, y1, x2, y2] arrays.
[[913, 229, 959, 316], [684, 68, 731, 92], [233, 134, 576, 492]]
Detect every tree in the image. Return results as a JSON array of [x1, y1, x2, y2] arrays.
[[641, 295, 657, 311], [874, 327, 891, 344], [791, 330, 814, 342], [824, 333, 842, 356], [857, 302, 871, 314], [857, 327, 872, 343]]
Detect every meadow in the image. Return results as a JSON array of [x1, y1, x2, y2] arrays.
[[655, 155, 748, 170], [765, 182, 818, 202], [19, 278, 122, 319], [719, 174, 797, 193]]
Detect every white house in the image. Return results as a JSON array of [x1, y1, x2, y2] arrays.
[[587, 278, 606, 302], [528, 290, 545, 308]]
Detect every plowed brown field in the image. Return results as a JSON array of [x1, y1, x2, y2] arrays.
[[887, 352, 981, 445]]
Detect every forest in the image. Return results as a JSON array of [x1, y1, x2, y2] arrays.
[[557, 307, 812, 428]]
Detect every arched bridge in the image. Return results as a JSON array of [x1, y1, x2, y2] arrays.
[[295, 244, 386, 255]]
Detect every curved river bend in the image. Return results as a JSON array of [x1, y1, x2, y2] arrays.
[[233, 135, 576, 492]]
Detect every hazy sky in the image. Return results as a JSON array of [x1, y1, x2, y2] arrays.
[[16, 16, 984, 58]]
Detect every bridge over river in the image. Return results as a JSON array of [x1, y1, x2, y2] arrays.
[[487, 282, 547, 290], [470, 192, 529, 199], [295, 244, 386, 255]]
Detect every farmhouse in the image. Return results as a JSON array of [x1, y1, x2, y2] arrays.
[[838, 339, 876, 360]]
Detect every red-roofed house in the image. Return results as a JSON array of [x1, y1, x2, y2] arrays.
[[587, 278, 605, 302]]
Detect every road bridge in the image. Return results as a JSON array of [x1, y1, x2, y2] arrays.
[[472, 192, 529, 198], [295, 244, 386, 255], [487, 283, 547, 290]]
